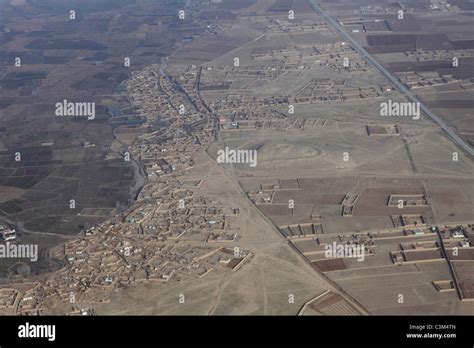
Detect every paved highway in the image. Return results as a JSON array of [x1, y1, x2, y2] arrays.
[[308, 0, 474, 158]]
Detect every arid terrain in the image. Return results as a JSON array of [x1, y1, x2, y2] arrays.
[[0, 0, 472, 316]]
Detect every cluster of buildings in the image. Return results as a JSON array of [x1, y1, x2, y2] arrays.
[[428, 0, 460, 11], [294, 78, 385, 103], [265, 19, 329, 34], [405, 48, 472, 62], [245, 174, 474, 303], [252, 42, 370, 73], [0, 60, 252, 315], [397, 71, 461, 90], [0, 224, 16, 241], [291, 219, 474, 302], [205, 79, 388, 115], [388, 224, 474, 301]]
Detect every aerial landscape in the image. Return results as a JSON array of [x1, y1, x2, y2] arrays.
[[0, 0, 472, 324]]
